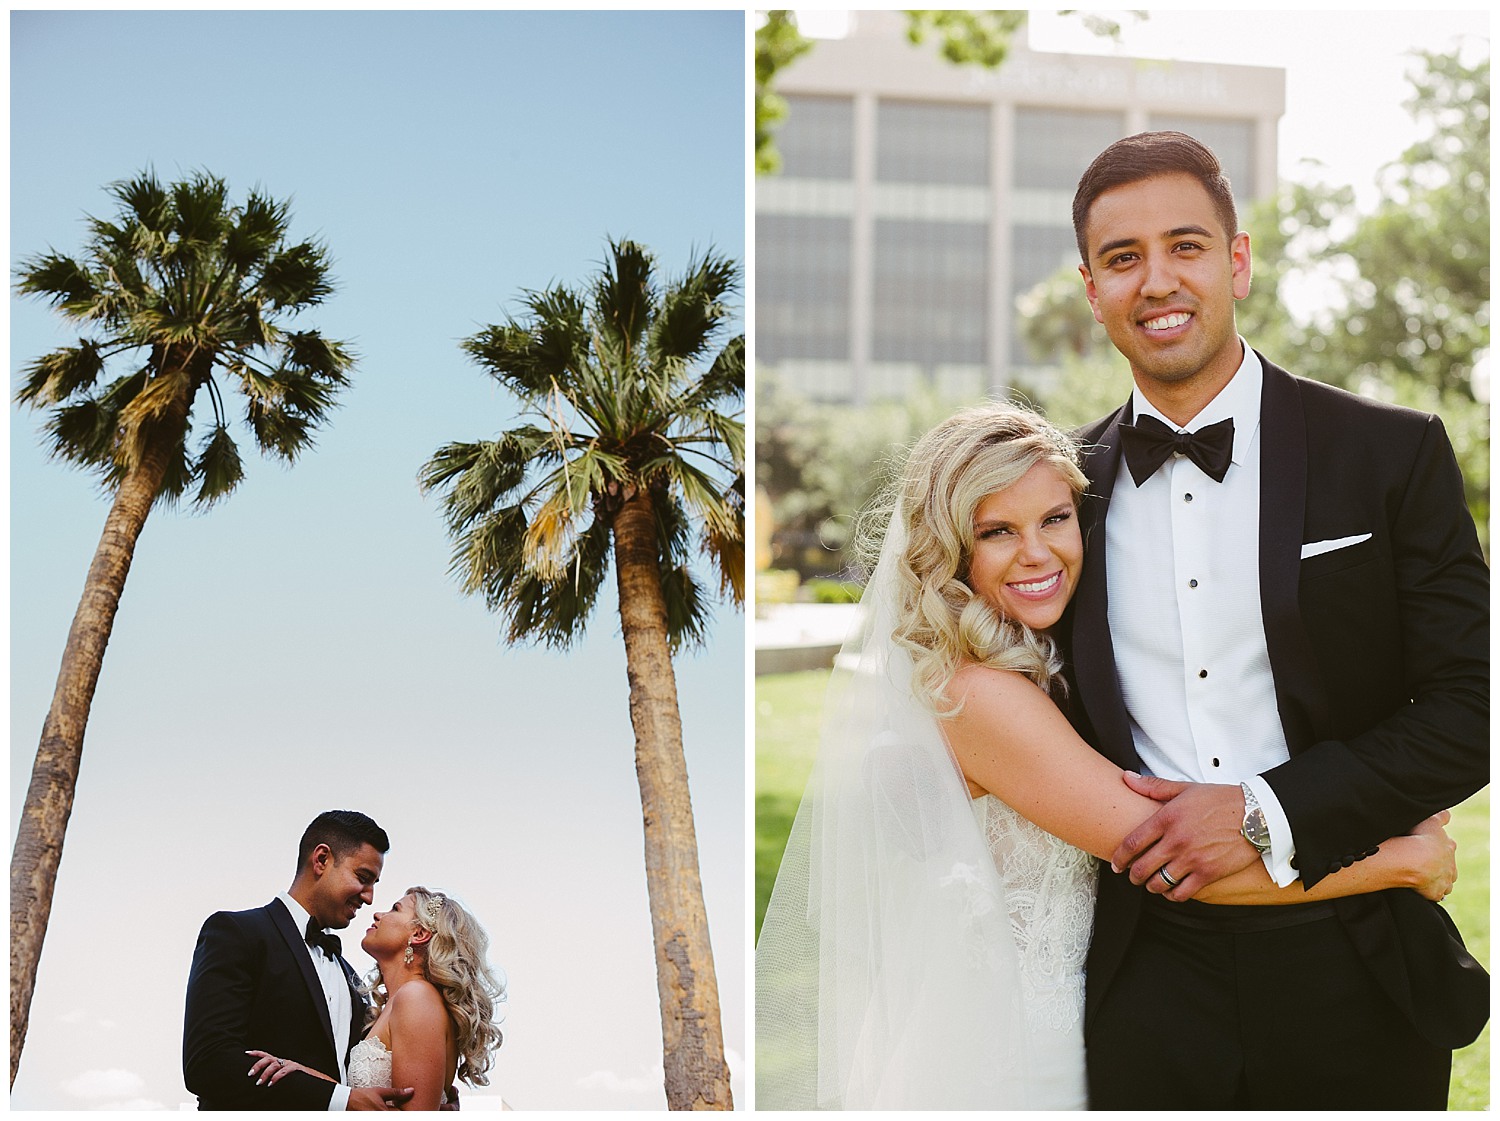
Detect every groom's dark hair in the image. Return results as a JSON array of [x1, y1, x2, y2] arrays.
[[1071, 130, 1239, 264], [296, 809, 390, 871]]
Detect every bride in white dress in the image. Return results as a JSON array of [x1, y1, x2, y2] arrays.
[[251, 886, 505, 1110], [754, 404, 1457, 1109]]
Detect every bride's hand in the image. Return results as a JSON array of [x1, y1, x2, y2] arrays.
[[246, 1050, 330, 1086], [1399, 810, 1458, 902]]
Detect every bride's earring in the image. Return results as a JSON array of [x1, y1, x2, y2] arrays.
[[404, 944, 414, 966]]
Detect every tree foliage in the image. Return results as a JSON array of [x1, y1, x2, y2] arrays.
[[15, 169, 353, 505], [421, 239, 744, 650], [756, 370, 962, 579]]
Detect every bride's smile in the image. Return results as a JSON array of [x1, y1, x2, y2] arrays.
[[965, 462, 1083, 633]]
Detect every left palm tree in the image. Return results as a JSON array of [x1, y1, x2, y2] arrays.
[[9, 170, 353, 1085]]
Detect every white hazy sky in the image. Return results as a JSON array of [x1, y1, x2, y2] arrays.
[[1026, 8, 1491, 209], [8, 9, 745, 1111]]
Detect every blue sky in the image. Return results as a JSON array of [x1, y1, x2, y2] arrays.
[[9, 9, 746, 1110]]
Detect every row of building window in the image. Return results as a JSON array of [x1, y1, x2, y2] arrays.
[[760, 95, 1258, 387]]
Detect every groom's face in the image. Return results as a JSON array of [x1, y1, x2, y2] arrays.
[[1079, 172, 1251, 396], [308, 842, 385, 929]]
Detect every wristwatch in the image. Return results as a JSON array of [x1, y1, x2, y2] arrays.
[[1240, 782, 1271, 854]]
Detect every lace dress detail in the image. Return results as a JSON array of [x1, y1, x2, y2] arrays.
[[348, 1036, 392, 1089], [971, 795, 1098, 1035], [348, 1036, 449, 1105]]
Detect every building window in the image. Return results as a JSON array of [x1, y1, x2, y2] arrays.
[[1013, 107, 1127, 190], [1149, 115, 1257, 213], [876, 100, 990, 186], [779, 95, 855, 179], [872, 219, 988, 364], [757, 214, 851, 362]]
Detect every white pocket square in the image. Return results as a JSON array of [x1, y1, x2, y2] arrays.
[[1300, 533, 1372, 560]]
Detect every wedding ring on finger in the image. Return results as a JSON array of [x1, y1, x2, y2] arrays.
[[1159, 867, 1181, 888]]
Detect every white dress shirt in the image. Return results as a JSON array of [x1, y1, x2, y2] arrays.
[[1104, 342, 1298, 886], [276, 893, 354, 1110]]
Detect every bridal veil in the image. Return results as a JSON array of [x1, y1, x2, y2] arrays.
[[754, 515, 1036, 1109]]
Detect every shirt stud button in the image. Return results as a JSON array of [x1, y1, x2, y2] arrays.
[[1183, 492, 1194, 502], [1198, 669, 1208, 679], [1189, 578, 1199, 588]]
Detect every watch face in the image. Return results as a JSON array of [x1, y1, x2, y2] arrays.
[[1243, 809, 1271, 851]]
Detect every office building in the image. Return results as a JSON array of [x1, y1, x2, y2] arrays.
[[757, 12, 1286, 402]]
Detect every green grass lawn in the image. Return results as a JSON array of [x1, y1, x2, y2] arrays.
[[755, 668, 1490, 1109]]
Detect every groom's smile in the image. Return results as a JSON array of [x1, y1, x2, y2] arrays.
[[307, 841, 384, 929]]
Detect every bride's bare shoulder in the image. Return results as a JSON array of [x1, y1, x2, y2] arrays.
[[390, 979, 447, 1023], [949, 660, 1051, 704]]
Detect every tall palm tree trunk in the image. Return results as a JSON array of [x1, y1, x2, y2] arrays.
[[9, 391, 189, 1087], [612, 489, 732, 1110]]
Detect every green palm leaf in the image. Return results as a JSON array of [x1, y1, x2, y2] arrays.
[[422, 239, 744, 650]]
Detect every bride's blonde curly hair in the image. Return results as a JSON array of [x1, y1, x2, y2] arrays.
[[866, 403, 1086, 713], [366, 886, 507, 1086]]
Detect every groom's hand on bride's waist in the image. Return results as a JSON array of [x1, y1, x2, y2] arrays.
[[1110, 775, 1258, 900], [349, 1086, 415, 1110]]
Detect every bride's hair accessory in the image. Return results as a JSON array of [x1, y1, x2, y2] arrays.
[[366, 886, 508, 1088]]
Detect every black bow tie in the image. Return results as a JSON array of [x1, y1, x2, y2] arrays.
[[304, 918, 342, 961], [1120, 414, 1235, 486]]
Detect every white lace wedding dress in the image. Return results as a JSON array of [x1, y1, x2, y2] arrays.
[[348, 1035, 449, 1106], [347, 1037, 392, 1091], [971, 792, 1097, 1109]]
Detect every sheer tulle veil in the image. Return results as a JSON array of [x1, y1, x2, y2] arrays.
[[754, 511, 1036, 1109]]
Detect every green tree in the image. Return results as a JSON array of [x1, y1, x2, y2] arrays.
[[756, 370, 966, 578], [419, 240, 743, 1110], [10, 170, 352, 1083], [754, 10, 814, 175]]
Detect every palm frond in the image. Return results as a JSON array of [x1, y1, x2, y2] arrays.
[[648, 260, 736, 367], [169, 172, 233, 246], [595, 240, 657, 357], [279, 331, 354, 384], [150, 427, 195, 509], [245, 392, 315, 462], [429, 239, 745, 648], [257, 241, 335, 309], [45, 397, 119, 469], [701, 471, 746, 606], [522, 486, 586, 581], [680, 334, 745, 409], [420, 428, 557, 528], [464, 290, 589, 397], [659, 562, 712, 652], [117, 367, 193, 471], [16, 341, 107, 406], [495, 514, 613, 649], [224, 190, 291, 272], [14, 253, 103, 318], [192, 424, 245, 507]]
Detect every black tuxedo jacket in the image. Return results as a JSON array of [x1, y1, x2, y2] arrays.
[[183, 899, 368, 1110], [1066, 355, 1489, 1050]]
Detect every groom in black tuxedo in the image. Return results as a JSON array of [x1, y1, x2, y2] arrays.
[[1062, 132, 1488, 1107], [183, 809, 413, 1110]]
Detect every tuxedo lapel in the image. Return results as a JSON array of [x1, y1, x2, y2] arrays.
[[1256, 359, 1330, 751], [1072, 403, 1139, 766], [267, 899, 338, 1054]]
